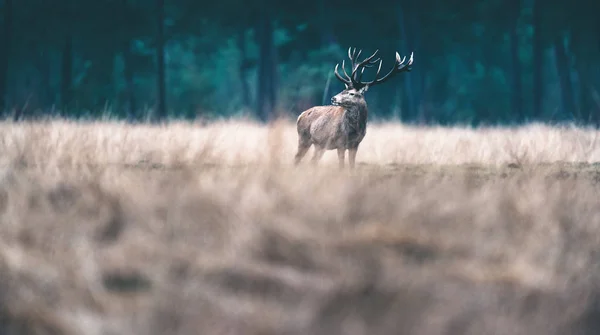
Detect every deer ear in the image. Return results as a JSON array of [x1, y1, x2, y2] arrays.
[[359, 85, 369, 94]]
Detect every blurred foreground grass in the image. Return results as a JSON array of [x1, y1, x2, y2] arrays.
[[1, 119, 600, 334]]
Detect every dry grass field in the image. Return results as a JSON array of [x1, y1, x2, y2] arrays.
[[1, 118, 600, 334]]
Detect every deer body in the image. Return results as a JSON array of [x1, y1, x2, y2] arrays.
[[294, 47, 413, 169], [295, 90, 369, 168]]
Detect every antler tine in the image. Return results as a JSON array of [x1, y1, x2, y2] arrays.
[[334, 63, 352, 87], [348, 47, 364, 72], [354, 50, 362, 65], [363, 57, 381, 68], [350, 49, 380, 85], [362, 59, 384, 87], [367, 51, 414, 87], [356, 66, 366, 83], [340, 60, 353, 82], [348, 47, 357, 68], [359, 52, 381, 68], [362, 49, 380, 65], [393, 51, 413, 72]]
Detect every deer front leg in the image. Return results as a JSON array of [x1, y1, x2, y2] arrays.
[[348, 147, 358, 169], [337, 148, 345, 169]]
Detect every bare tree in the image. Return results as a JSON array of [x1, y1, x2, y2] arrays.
[[236, 31, 251, 110], [397, 1, 414, 121], [509, 0, 523, 119], [532, 0, 543, 119], [121, 0, 137, 120], [255, 1, 277, 122], [554, 34, 576, 118], [155, 0, 167, 121], [0, 0, 13, 115], [61, 0, 73, 115]]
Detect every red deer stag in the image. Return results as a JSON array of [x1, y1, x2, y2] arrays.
[[294, 47, 413, 169]]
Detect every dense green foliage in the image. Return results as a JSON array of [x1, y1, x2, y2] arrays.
[[0, 0, 599, 125]]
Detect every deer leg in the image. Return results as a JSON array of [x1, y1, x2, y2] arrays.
[[294, 142, 311, 165], [348, 148, 358, 169], [337, 148, 345, 169], [311, 146, 325, 165]]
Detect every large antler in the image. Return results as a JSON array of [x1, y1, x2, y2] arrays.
[[359, 51, 413, 88], [334, 47, 413, 89], [334, 47, 379, 88]]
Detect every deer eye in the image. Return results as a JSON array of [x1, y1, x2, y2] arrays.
[[349, 93, 355, 96]]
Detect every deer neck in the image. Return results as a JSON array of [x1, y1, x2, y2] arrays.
[[344, 102, 368, 130]]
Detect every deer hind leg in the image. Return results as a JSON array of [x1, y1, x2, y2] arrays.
[[294, 138, 311, 166], [337, 148, 345, 169], [348, 147, 358, 169], [311, 146, 325, 165], [294, 143, 311, 165]]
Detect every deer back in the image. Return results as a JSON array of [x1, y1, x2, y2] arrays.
[[297, 106, 346, 145]]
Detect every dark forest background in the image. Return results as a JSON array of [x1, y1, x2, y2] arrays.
[[0, 0, 599, 126]]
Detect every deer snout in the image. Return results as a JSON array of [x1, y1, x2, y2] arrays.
[[331, 96, 338, 105]]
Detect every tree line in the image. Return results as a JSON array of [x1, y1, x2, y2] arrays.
[[0, 0, 599, 125]]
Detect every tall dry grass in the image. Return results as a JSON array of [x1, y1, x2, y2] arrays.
[[1, 119, 600, 334], [1, 119, 599, 168]]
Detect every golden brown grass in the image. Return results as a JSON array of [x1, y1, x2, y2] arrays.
[[1, 119, 600, 334]]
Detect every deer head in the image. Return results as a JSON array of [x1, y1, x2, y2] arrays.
[[331, 47, 413, 107]]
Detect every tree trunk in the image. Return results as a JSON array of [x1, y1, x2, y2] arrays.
[[407, 0, 424, 123], [554, 35, 577, 119], [0, 0, 13, 115], [123, 47, 137, 121], [532, 0, 543, 120], [318, 0, 334, 47], [570, 23, 598, 124], [155, 0, 167, 121], [119, 0, 136, 121], [575, 60, 596, 125], [236, 30, 251, 110], [418, 68, 428, 124], [598, 21, 600, 53], [509, 0, 523, 121], [256, 6, 277, 122], [26, 51, 51, 120], [61, 34, 73, 116], [398, 1, 414, 122]]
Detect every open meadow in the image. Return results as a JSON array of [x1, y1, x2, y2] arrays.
[[1, 119, 600, 334]]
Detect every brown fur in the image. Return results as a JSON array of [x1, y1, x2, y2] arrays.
[[294, 48, 413, 169], [294, 87, 369, 169]]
